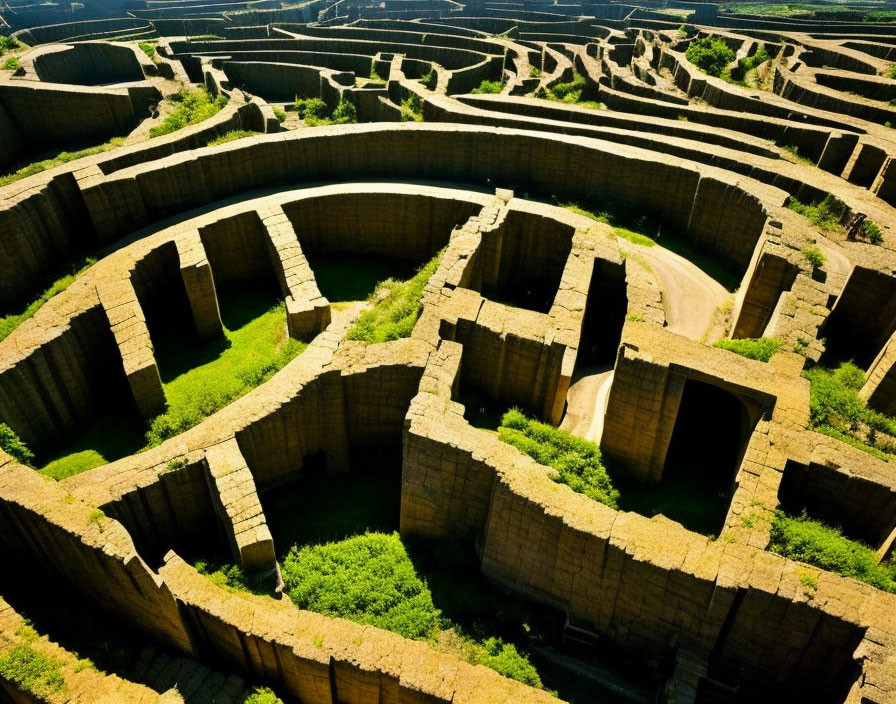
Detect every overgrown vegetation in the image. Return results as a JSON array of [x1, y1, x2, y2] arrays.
[[714, 337, 781, 362], [0, 140, 124, 187], [0, 256, 95, 342], [272, 106, 287, 123], [346, 251, 440, 343], [804, 361, 896, 459], [471, 79, 503, 94], [418, 69, 437, 89], [721, 43, 770, 85], [561, 202, 657, 246], [149, 88, 227, 138], [281, 532, 545, 689], [0, 35, 20, 55], [802, 246, 825, 269], [863, 219, 884, 245], [785, 195, 844, 232], [768, 511, 896, 593], [0, 422, 33, 465], [294, 97, 357, 126], [0, 642, 66, 698], [685, 36, 736, 77], [535, 70, 603, 108], [243, 688, 283, 704], [138, 41, 155, 60], [499, 408, 620, 508], [193, 560, 270, 596], [205, 130, 260, 146], [146, 294, 304, 447], [399, 94, 424, 122], [3, 56, 20, 71]]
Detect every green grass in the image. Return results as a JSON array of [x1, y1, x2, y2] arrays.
[[864, 219, 884, 245], [686, 36, 736, 78], [243, 688, 283, 704], [0, 256, 95, 342], [3, 56, 19, 70], [0, 423, 34, 465], [38, 414, 146, 480], [804, 361, 896, 459], [193, 560, 271, 596], [714, 337, 781, 362], [346, 251, 440, 344], [720, 43, 770, 85], [0, 139, 125, 187], [272, 106, 287, 123], [400, 94, 424, 122], [541, 70, 588, 104], [205, 130, 260, 146], [138, 41, 155, 60], [308, 255, 417, 304], [498, 408, 619, 508], [786, 195, 844, 232], [149, 88, 227, 138], [802, 246, 825, 268], [0, 35, 20, 54], [560, 202, 657, 246], [146, 290, 304, 447], [471, 79, 503, 94], [0, 644, 66, 698], [294, 98, 357, 126], [768, 511, 896, 593]]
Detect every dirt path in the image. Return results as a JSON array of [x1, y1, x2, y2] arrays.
[[628, 242, 732, 342], [560, 367, 614, 443]]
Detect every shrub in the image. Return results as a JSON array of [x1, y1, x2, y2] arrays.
[[331, 100, 357, 124], [478, 638, 542, 688], [400, 94, 424, 122], [723, 43, 770, 84], [802, 246, 825, 269], [498, 408, 619, 508], [546, 70, 587, 103], [138, 41, 155, 60], [294, 97, 328, 121], [272, 106, 287, 123], [786, 195, 843, 232], [281, 532, 440, 640], [471, 79, 502, 94], [194, 560, 269, 596], [0, 35, 20, 54], [768, 511, 896, 593], [346, 251, 440, 343], [685, 36, 736, 77], [0, 644, 66, 697], [3, 57, 19, 70], [713, 337, 781, 362], [206, 130, 259, 146], [419, 69, 436, 89], [863, 219, 884, 245], [150, 88, 227, 138], [0, 422, 34, 465], [243, 687, 283, 704]]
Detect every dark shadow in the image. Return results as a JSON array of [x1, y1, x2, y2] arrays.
[[577, 259, 627, 368], [481, 280, 558, 314], [306, 254, 418, 303], [218, 287, 280, 331], [458, 384, 507, 432]]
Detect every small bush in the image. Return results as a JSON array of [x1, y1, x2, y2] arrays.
[[331, 100, 357, 124], [713, 337, 781, 362], [206, 130, 259, 146], [272, 106, 287, 123], [545, 70, 587, 103], [150, 88, 227, 138], [138, 41, 155, 60], [471, 79, 502, 94], [418, 69, 437, 89], [400, 94, 424, 122], [243, 687, 283, 704], [786, 195, 843, 232], [0, 35, 20, 54], [0, 423, 34, 465], [3, 56, 20, 70], [498, 408, 619, 508], [802, 246, 825, 269], [0, 644, 66, 698], [685, 36, 736, 77], [768, 511, 896, 593], [294, 97, 328, 121], [864, 219, 884, 245], [478, 638, 542, 688], [346, 251, 440, 343], [281, 532, 440, 640], [194, 560, 269, 595]]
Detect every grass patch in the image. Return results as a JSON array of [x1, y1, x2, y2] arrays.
[[149, 88, 227, 138], [272, 106, 287, 123], [193, 560, 271, 596], [244, 688, 283, 704], [0, 139, 125, 187], [0, 35, 20, 54], [714, 337, 781, 362], [205, 130, 259, 146], [804, 361, 896, 459], [686, 36, 735, 78], [0, 423, 34, 465], [0, 644, 66, 698], [138, 41, 155, 60], [308, 255, 417, 303], [400, 94, 424, 122], [539, 70, 590, 104], [471, 79, 503, 94], [864, 219, 884, 245], [498, 408, 619, 508], [802, 246, 825, 269], [785, 195, 844, 232], [294, 97, 357, 126], [346, 251, 440, 344], [38, 414, 146, 480], [721, 43, 770, 85], [560, 202, 657, 246], [147, 290, 304, 447], [3, 56, 19, 70], [768, 510, 896, 592]]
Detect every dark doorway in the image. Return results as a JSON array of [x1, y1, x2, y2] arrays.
[[577, 259, 627, 368]]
